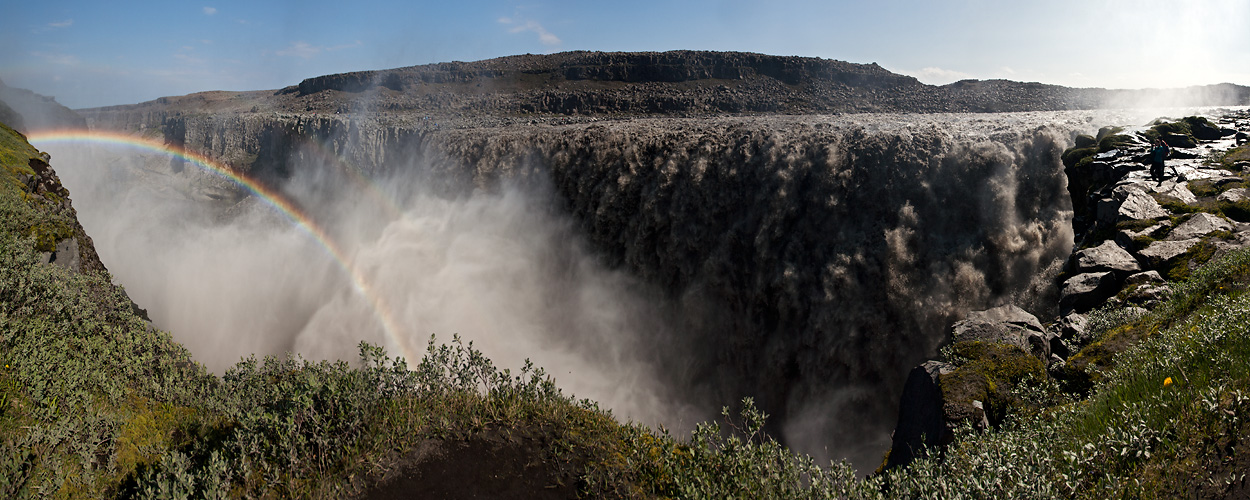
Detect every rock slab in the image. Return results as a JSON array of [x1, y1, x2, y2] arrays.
[[951, 304, 1051, 359], [886, 361, 955, 470], [1138, 238, 1201, 267], [1060, 272, 1119, 314], [1166, 213, 1232, 241], [1074, 240, 1141, 274]]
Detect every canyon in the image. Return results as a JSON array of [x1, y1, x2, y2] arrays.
[[23, 51, 1250, 469]]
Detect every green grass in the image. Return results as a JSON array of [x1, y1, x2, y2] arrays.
[[1211, 144, 1250, 170]]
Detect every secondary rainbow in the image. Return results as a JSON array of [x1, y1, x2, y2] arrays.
[[27, 128, 416, 364]]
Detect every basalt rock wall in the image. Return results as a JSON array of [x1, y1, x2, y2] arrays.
[[442, 117, 1078, 458]]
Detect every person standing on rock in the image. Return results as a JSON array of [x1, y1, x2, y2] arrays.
[[1150, 137, 1171, 182]]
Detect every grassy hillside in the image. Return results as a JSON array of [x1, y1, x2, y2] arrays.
[[2, 117, 1249, 498]]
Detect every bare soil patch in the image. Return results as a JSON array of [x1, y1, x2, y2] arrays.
[[362, 428, 581, 500]]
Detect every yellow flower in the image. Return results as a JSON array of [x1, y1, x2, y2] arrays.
[[1164, 377, 1174, 387]]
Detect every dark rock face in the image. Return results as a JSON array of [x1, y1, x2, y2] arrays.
[[272, 50, 935, 116], [1097, 188, 1169, 224], [1189, 119, 1225, 141], [1163, 132, 1197, 148], [23, 156, 108, 276], [885, 360, 955, 470]]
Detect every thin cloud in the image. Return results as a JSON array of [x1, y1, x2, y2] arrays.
[[907, 67, 973, 85], [47, 19, 74, 28], [275, 40, 363, 59], [31, 51, 81, 66], [276, 41, 319, 59], [203, 7, 217, 15], [174, 53, 207, 65], [498, 17, 561, 46]]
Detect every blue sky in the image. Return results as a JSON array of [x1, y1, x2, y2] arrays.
[[3, 0, 1248, 109]]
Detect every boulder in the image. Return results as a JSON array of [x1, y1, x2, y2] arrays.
[[951, 304, 1050, 360], [1166, 213, 1232, 241], [1138, 238, 1201, 268], [1048, 354, 1066, 373], [1060, 272, 1119, 314], [1125, 270, 1165, 285], [1122, 282, 1173, 307], [1190, 120, 1224, 141], [1073, 240, 1141, 274], [1154, 182, 1197, 205], [1116, 220, 1173, 251], [1074, 134, 1096, 149], [1162, 132, 1197, 148], [1212, 176, 1244, 188], [1213, 236, 1250, 262], [1218, 188, 1249, 203], [885, 360, 955, 470], [1097, 190, 1169, 224], [39, 237, 81, 273], [1053, 312, 1089, 358], [1091, 161, 1134, 185]]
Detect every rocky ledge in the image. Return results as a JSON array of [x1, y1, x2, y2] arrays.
[[884, 109, 1250, 471]]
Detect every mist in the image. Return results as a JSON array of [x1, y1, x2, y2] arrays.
[[40, 139, 711, 432]]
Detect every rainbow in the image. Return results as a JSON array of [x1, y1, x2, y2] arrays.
[[287, 138, 406, 221], [26, 128, 416, 364]]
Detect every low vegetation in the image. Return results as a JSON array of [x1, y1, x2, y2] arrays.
[[5, 115, 1250, 498]]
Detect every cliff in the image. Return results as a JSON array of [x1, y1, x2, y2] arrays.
[[80, 50, 1250, 128], [885, 109, 1250, 483]]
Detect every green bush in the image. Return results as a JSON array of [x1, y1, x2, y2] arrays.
[[1062, 146, 1098, 168]]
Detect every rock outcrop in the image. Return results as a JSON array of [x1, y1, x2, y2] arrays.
[[885, 109, 1250, 471], [0, 118, 150, 321], [884, 361, 955, 469], [20, 154, 107, 276]]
